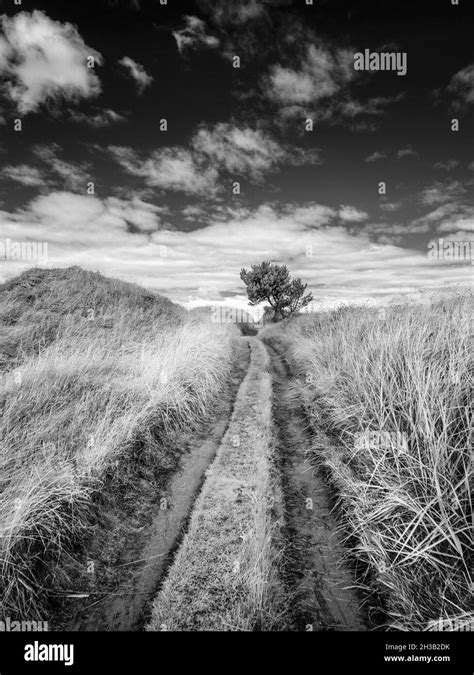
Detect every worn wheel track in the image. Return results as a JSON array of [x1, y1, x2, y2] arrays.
[[265, 341, 366, 631]]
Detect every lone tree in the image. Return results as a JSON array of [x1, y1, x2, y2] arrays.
[[240, 261, 313, 322]]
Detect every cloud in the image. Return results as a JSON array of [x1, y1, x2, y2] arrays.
[[106, 197, 168, 233], [414, 203, 460, 225], [366, 146, 418, 162], [192, 123, 321, 179], [108, 122, 321, 195], [172, 16, 220, 54], [0, 10, 102, 114], [434, 159, 459, 171], [437, 215, 474, 233], [379, 202, 402, 212], [447, 63, 474, 108], [365, 151, 387, 163], [396, 145, 419, 160], [32, 144, 91, 191], [282, 203, 336, 227], [420, 180, 467, 206], [361, 221, 431, 242], [193, 125, 281, 179], [429, 203, 474, 234], [262, 33, 403, 127], [2, 196, 470, 306], [340, 94, 404, 120], [118, 56, 153, 93], [182, 205, 207, 221], [2, 145, 91, 192], [108, 145, 219, 197], [265, 42, 355, 109], [338, 205, 368, 223], [197, 0, 266, 27], [195, 285, 223, 301], [1, 192, 164, 246], [70, 108, 127, 127], [2, 164, 45, 187], [414, 201, 474, 237]]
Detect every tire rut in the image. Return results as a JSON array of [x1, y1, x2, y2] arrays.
[[265, 340, 366, 632]]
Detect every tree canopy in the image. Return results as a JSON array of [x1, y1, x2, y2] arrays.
[[240, 261, 313, 322]]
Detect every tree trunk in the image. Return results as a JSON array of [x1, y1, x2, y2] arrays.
[[272, 309, 283, 322]]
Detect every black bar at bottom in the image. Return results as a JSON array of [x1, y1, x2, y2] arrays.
[[0, 631, 471, 674]]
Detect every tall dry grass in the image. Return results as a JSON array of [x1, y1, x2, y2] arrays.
[[0, 267, 238, 620], [261, 291, 472, 630]]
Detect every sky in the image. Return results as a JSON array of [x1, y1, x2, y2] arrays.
[[0, 0, 472, 310]]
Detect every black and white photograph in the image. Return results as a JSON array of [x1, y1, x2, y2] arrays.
[[0, 0, 472, 670]]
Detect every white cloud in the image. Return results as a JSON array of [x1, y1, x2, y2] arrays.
[[365, 146, 418, 162], [118, 56, 152, 93], [32, 144, 90, 191], [108, 123, 321, 195], [192, 123, 320, 179], [285, 203, 336, 227], [434, 159, 459, 171], [172, 16, 219, 54], [198, 0, 265, 27], [379, 202, 401, 212], [365, 151, 387, 163], [70, 108, 126, 127], [106, 197, 167, 233], [108, 145, 219, 197], [447, 63, 474, 107], [2, 145, 91, 191], [0, 10, 102, 114], [262, 32, 403, 126], [339, 205, 368, 222], [437, 213, 474, 233], [1, 191, 163, 248], [420, 181, 467, 206], [414, 203, 459, 224], [396, 145, 419, 160], [340, 94, 404, 120], [266, 43, 354, 110], [2, 164, 45, 186], [362, 221, 430, 238], [414, 202, 474, 236], [193, 124, 283, 178], [1, 195, 470, 307]]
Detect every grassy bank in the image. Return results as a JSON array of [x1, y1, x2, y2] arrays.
[[260, 292, 472, 631], [147, 339, 283, 631], [0, 267, 238, 622]]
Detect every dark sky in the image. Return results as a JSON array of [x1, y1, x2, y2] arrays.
[[0, 0, 472, 308]]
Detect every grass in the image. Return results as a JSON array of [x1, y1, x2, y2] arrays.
[[0, 267, 238, 622], [260, 290, 472, 631], [147, 339, 283, 631]]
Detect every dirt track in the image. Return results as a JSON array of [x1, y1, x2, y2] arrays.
[[264, 340, 365, 631], [66, 335, 365, 631]]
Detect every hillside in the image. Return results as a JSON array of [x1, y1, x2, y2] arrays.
[[0, 266, 238, 624], [0, 267, 184, 371]]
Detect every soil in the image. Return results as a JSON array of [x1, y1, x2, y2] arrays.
[[264, 340, 366, 631]]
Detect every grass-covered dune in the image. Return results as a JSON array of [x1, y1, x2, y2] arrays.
[[0, 267, 238, 623], [0, 266, 185, 371], [261, 291, 472, 631]]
